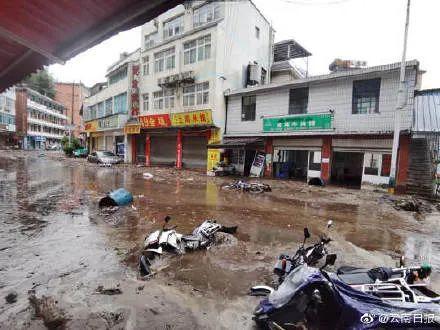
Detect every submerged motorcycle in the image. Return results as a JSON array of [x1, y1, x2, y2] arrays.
[[139, 216, 237, 276], [252, 223, 440, 329], [254, 257, 440, 329]]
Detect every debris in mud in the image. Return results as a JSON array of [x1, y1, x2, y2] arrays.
[[96, 284, 122, 295], [393, 197, 432, 213], [100, 206, 119, 216], [143, 172, 154, 179], [97, 310, 126, 328], [99, 188, 133, 208], [5, 291, 17, 304], [28, 292, 67, 329]]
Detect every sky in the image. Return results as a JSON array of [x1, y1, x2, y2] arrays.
[[49, 0, 439, 89]]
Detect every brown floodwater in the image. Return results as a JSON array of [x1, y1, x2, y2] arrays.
[[0, 151, 439, 329]]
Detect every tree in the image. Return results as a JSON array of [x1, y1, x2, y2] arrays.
[[23, 68, 56, 98]]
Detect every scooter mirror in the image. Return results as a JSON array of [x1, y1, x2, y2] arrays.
[[327, 220, 333, 229], [304, 228, 311, 239], [164, 215, 171, 223]]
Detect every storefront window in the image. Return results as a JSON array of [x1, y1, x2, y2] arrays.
[[308, 151, 321, 171], [364, 152, 380, 175]]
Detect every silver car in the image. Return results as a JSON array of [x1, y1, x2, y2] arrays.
[[87, 151, 123, 164]]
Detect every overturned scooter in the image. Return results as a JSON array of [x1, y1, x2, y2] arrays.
[[139, 216, 237, 276]]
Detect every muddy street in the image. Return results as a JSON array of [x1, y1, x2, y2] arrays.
[[0, 151, 439, 329]]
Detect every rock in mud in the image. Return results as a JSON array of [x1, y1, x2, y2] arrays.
[[96, 284, 122, 295], [28, 292, 67, 329], [5, 291, 17, 304]]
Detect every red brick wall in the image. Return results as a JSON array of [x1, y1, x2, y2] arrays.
[[321, 136, 332, 183], [14, 87, 28, 138], [54, 83, 88, 139], [396, 134, 410, 193]]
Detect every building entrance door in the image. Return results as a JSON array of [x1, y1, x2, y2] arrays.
[[331, 152, 364, 188]]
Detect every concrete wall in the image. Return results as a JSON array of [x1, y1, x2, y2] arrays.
[[226, 67, 418, 136], [138, 0, 272, 132]]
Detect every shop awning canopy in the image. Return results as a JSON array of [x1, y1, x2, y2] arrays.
[[208, 137, 265, 149], [0, 0, 182, 92]]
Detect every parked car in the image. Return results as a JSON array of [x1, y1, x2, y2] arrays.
[[87, 151, 123, 164], [73, 147, 88, 158], [46, 144, 61, 151]]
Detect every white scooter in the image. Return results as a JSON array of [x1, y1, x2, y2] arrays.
[[139, 216, 237, 276]]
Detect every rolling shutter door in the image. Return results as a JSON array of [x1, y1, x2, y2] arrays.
[[182, 136, 207, 169], [150, 135, 176, 165]]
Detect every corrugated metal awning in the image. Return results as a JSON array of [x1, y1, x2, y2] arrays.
[[208, 137, 264, 149], [0, 0, 182, 92], [413, 89, 440, 133]]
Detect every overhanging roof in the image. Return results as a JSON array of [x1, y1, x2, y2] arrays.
[[0, 0, 183, 92], [208, 137, 264, 149]]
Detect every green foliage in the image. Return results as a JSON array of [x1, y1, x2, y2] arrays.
[[23, 68, 56, 98], [61, 136, 81, 156]]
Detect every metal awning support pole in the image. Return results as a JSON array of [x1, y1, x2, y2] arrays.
[[389, 0, 411, 191]]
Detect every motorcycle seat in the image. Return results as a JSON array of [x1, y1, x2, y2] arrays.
[[337, 266, 394, 285], [338, 272, 375, 285], [337, 266, 369, 275]]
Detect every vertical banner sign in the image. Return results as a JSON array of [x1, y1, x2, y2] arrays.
[[207, 128, 221, 171], [131, 65, 140, 117]]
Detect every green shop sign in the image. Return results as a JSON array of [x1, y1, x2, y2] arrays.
[[263, 113, 333, 132]]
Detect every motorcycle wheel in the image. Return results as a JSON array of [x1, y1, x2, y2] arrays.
[[249, 185, 264, 194]]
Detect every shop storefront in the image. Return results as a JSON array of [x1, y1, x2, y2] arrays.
[[85, 114, 128, 154], [130, 110, 216, 169]]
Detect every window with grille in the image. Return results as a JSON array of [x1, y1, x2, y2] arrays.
[[184, 35, 211, 65], [105, 98, 113, 116], [154, 48, 175, 73], [142, 93, 149, 111], [289, 88, 308, 114], [153, 89, 175, 110], [183, 82, 209, 106], [144, 32, 158, 49], [241, 95, 256, 121], [352, 78, 381, 114], [163, 15, 184, 39], [142, 56, 149, 76], [193, 2, 221, 27], [114, 93, 127, 114], [109, 67, 127, 85]]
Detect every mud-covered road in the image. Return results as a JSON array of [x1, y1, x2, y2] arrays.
[[0, 151, 439, 329]]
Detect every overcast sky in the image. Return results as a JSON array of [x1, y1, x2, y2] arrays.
[[49, 0, 439, 89]]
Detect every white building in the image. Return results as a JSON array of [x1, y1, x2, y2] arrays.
[[127, 0, 274, 169], [222, 60, 422, 192], [0, 88, 16, 147], [83, 49, 140, 157], [25, 89, 68, 149]]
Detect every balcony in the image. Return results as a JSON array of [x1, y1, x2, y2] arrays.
[[28, 117, 66, 130], [157, 71, 195, 88], [262, 112, 334, 133], [27, 130, 65, 140], [28, 100, 68, 120]]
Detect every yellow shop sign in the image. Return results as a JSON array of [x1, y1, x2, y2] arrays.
[[171, 110, 213, 127], [124, 124, 141, 135], [84, 120, 98, 133]]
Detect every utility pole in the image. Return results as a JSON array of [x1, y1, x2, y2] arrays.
[[389, 0, 411, 192]]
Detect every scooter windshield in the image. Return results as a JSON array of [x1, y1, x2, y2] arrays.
[[269, 264, 318, 308]]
